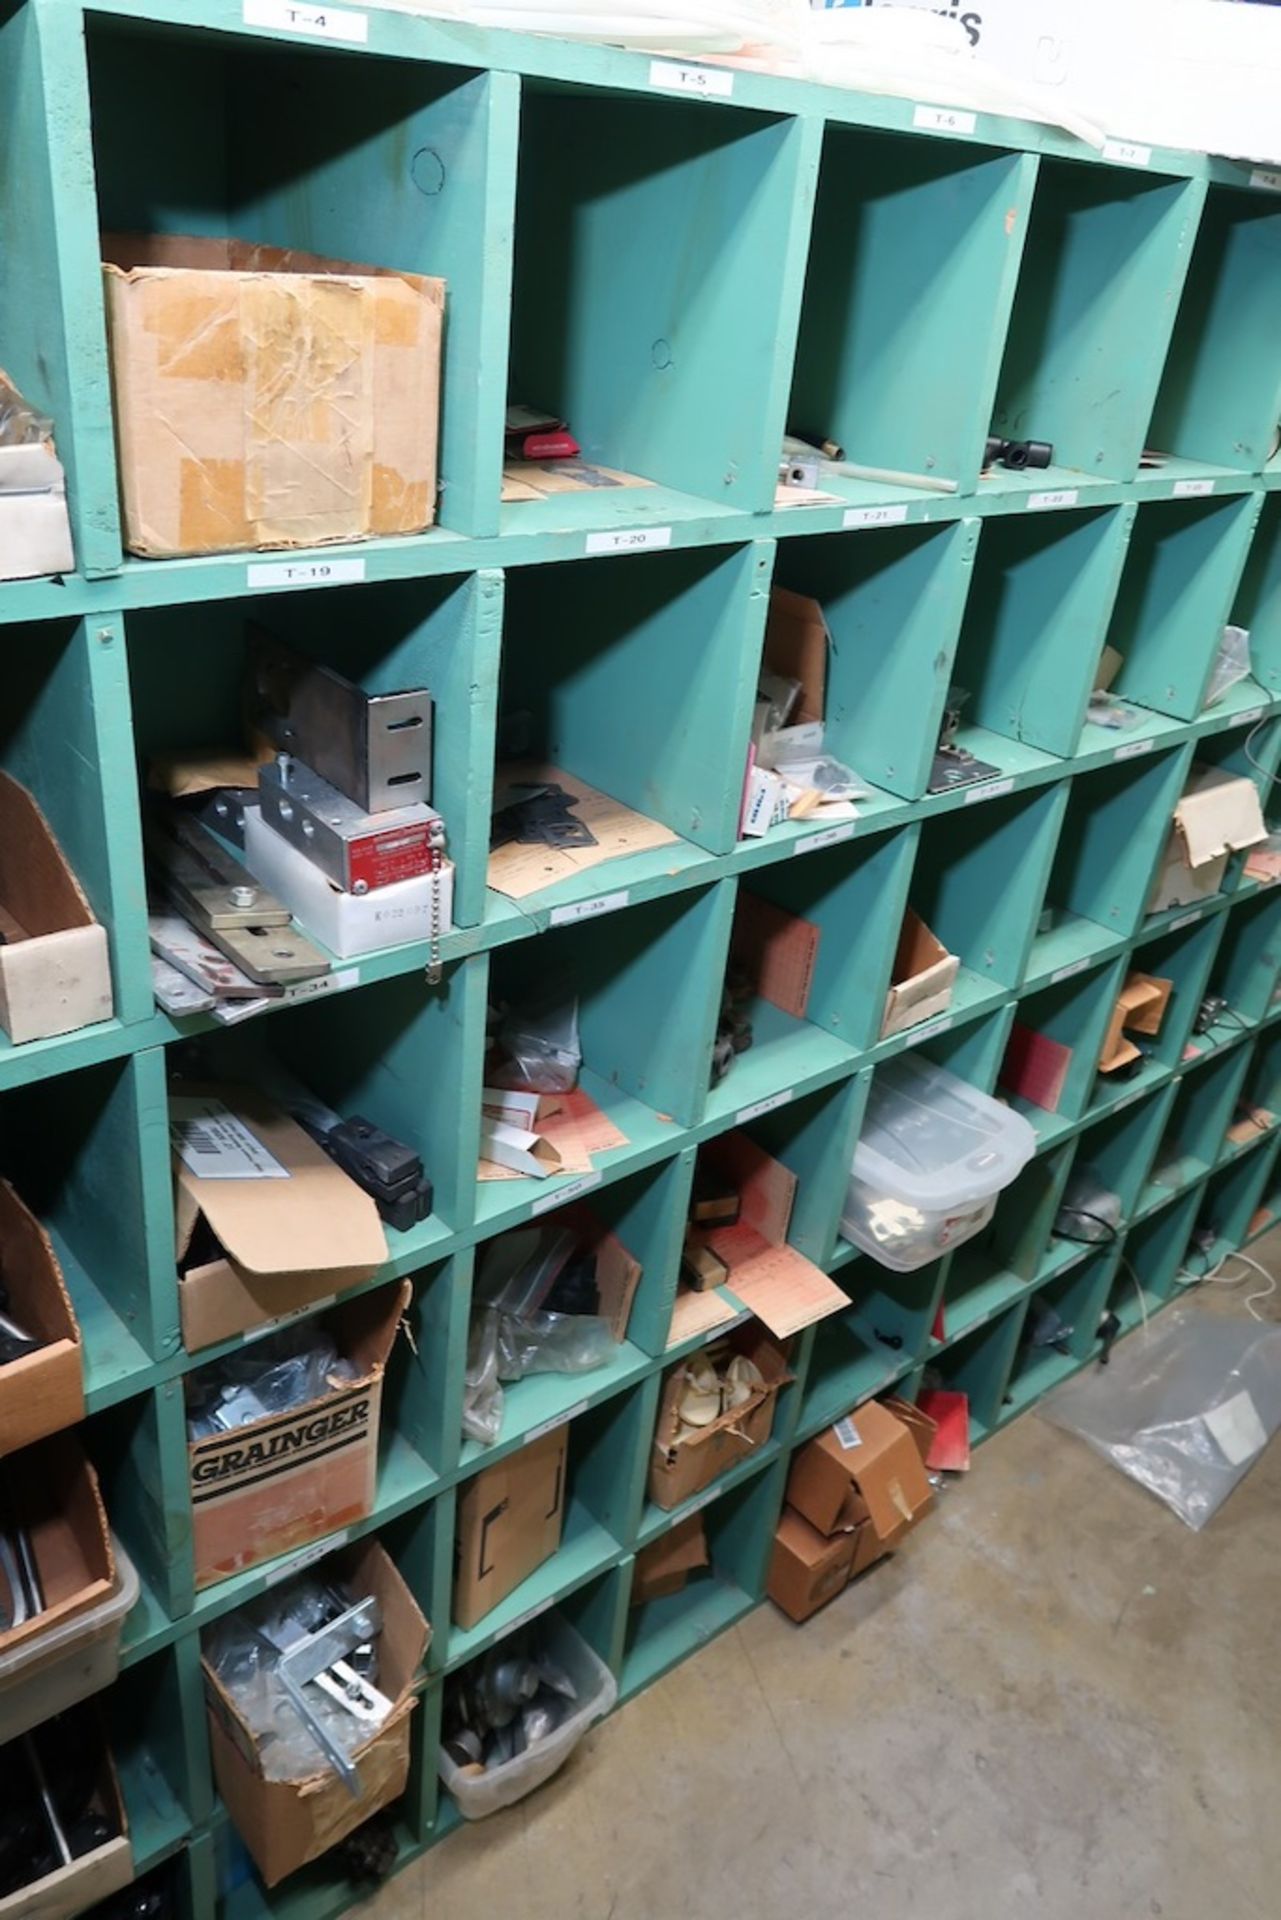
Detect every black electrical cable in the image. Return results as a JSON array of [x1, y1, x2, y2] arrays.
[[1052, 1204, 1121, 1247]]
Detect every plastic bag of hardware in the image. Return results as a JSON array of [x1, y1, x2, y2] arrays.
[[1040, 1305, 1281, 1529], [495, 994, 581, 1094], [1204, 624, 1252, 710], [186, 1325, 359, 1439]]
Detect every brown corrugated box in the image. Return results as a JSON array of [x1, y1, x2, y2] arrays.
[[103, 235, 443, 558], [0, 773, 112, 1046], [767, 1507, 855, 1623], [0, 1178, 84, 1459], [453, 1426, 568, 1630], [0, 1434, 115, 1663], [0, 1720, 132, 1919], [881, 908, 958, 1040], [205, 1539, 429, 1887], [188, 1281, 408, 1590], [171, 1081, 388, 1351], [648, 1325, 791, 1511], [631, 1513, 709, 1606], [787, 1401, 934, 1545]]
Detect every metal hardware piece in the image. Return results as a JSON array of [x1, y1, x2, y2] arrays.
[[146, 816, 329, 988], [249, 630, 433, 813], [260, 753, 444, 895], [276, 1597, 389, 1795]]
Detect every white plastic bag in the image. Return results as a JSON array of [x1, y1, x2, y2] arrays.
[[1040, 1305, 1281, 1528]]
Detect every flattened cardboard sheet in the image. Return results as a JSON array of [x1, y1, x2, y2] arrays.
[[488, 762, 678, 899]]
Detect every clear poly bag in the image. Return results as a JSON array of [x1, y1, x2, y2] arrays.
[[496, 993, 581, 1094], [1204, 624, 1252, 709], [1040, 1305, 1281, 1528]]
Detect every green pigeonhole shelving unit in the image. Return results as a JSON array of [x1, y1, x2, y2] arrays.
[[4, 3, 1281, 1914]]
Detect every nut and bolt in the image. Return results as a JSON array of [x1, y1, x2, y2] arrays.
[[229, 884, 258, 909]]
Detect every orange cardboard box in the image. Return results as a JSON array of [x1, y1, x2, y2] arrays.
[[768, 1506, 855, 1623], [787, 1400, 934, 1545]]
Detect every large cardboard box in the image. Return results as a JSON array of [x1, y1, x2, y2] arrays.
[[0, 1721, 132, 1920], [453, 1426, 568, 1630], [170, 1082, 388, 1350], [0, 1179, 84, 1458], [787, 1401, 934, 1549], [1148, 766, 1267, 915], [103, 236, 444, 558], [188, 1281, 408, 1590], [881, 909, 958, 1041], [205, 1540, 429, 1887], [767, 1506, 856, 1624], [0, 774, 112, 1046], [648, 1324, 791, 1512]]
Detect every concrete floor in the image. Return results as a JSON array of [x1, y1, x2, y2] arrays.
[[387, 1252, 1281, 1920]]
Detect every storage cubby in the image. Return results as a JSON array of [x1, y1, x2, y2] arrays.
[[1127, 911, 1224, 1066], [1204, 890, 1281, 1027], [1003, 1251, 1114, 1416], [909, 783, 1065, 994], [1234, 492, 1281, 695], [1240, 1022, 1281, 1123], [914, 1004, 1017, 1094], [1146, 1044, 1253, 1202], [770, 522, 976, 801], [937, 1142, 1073, 1348], [83, 13, 510, 546], [622, 1455, 783, 1700], [846, 1255, 946, 1376], [796, 1265, 912, 1443], [1059, 1083, 1177, 1238], [999, 958, 1127, 1138], [1148, 183, 1281, 475], [1029, 746, 1190, 979], [1195, 1138, 1277, 1261], [991, 160, 1199, 484], [92, 1383, 195, 1625], [730, 1076, 867, 1272], [924, 1302, 1026, 1443], [510, 84, 812, 525], [952, 506, 1134, 757], [1105, 495, 1261, 721], [790, 128, 1033, 497], [107, 1644, 203, 1866]]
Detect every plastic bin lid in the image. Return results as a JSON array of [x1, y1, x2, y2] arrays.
[[852, 1055, 1035, 1212]]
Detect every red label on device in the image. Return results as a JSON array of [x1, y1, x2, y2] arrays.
[[348, 824, 434, 891]]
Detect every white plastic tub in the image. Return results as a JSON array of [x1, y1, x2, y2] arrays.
[[439, 1611, 617, 1820], [842, 1056, 1036, 1272], [0, 1539, 139, 1744]]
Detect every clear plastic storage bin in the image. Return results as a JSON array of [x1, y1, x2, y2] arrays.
[[0, 1539, 140, 1744], [438, 1611, 617, 1820], [842, 1056, 1036, 1271]]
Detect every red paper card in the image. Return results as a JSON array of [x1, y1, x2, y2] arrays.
[[916, 1389, 971, 1471], [1000, 1023, 1071, 1114]]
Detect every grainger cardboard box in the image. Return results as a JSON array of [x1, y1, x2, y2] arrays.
[[767, 1507, 855, 1624], [0, 1178, 84, 1458], [787, 1401, 934, 1550], [205, 1539, 429, 1886], [188, 1281, 409, 1590], [103, 235, 444, 558], [453, 1425, 568, 1630], [0, 773, 112, 1046], [648, 1324, 791, 1512], [170, 1082, 388, 1350]]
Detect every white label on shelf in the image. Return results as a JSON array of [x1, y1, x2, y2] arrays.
[[170, 1096, 289, 1180], [584, 526, 673, 556], [505, 1595, 556, 1639], [794, 823, 856, 857], [1238, 707, 1266, 728], [1114, 738, 1154, 761], [964, 777, 1015, 805], [683, 1484, 725, 1517], [550, 890, 629, 927], [1204, 1390, 1267, 1465], [263, 1530, 350, 1588], [531, 1172, 601, 1215], [1028, 489, 1079, 512], [913, 103, 976, 134], [1172, 478, 1214, 498], [280, 967, 360, 1007], [843, 504, 910, 530], [649, 59, 734, 98], [737, 1089, 793, 1125], [833, 1416, 862, 1451], [1249, 167, 1281, 193], [241, 1293, 339, 1347], [525, 1399, 590, 1445], [1102, 139, 1151, 167], [1051, 958, 1092, 985], [910, 1014, 953, 1044], [247, 555, 367, 589], [1171, 911, 1202, 932]]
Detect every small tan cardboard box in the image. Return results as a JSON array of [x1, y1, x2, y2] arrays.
[[648, 1324, 791, 1512], [0, 773, 112, 1046], [0, 1729, 132, 1920], [170, 1082, 388, 1351], [787, 1401, 933, 1545], [631, 1512, 709, 1606], [0, 1433, 115, 1666], [0, 1178, 84, 1459], [188, 1280, 408, 1590], [206, 1539, 429, 1887], [103, 235, 444, 558], [1149, 765, 1267, 913], [767, 1506, 855, 1623], [453, 1425, 568, 1630], [881, 908, 959, 1040]]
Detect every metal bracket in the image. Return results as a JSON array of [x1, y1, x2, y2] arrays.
[[249, 629, 433, 812], [276, 1597, 390, 1795]]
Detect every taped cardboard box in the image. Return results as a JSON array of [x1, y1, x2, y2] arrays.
[[786, 1401, 934, 1556], [631, 1513, 708, 1606], [767, 1506, 856, 1624], [0, 1179, 84, 1459], [1148, 765, 1267, 914], [103, 235, 444, 558], [453, 1425, 568, 1630], [0, 773, 112, 1046], [0, 1717, 132, 1920], [881, 909, 959, 1041], [188, 1280, 408, 1590], [648, 1324, 791, 1512], [205, 1539, 429, 1887], [170, 1082, 388, 1351]]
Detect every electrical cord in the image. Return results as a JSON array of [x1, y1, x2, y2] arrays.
[[1052, 1204, 1120, 1247], [1219, 1250, 1278, 1322], [1243, 715, 1279, 791]]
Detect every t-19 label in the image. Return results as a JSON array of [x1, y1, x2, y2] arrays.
[[247, 556, 366, 589]]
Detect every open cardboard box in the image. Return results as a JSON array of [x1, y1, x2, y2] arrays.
[[453, 1424, 567, 1630], [1098, 971, 1172, 1074], [170, 1082, 388, 1351], [205, 1538, 429, 1887], [1149, 765, 1267, 914], [0, 1434, 114, 1664], [786, 1399, 935, 1572], [0, 1717, 132, 1920], [631, 1512, 709, 1606], [648, 1322, 792, 1511], [0, 774, 112, 1046], [474, 1206, 642, 1345], [188, 1280, 409, 1590], [767, 1506, 857, 1624], [0, 1179, 84, 1459], [881, 908, 959, 1041]]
